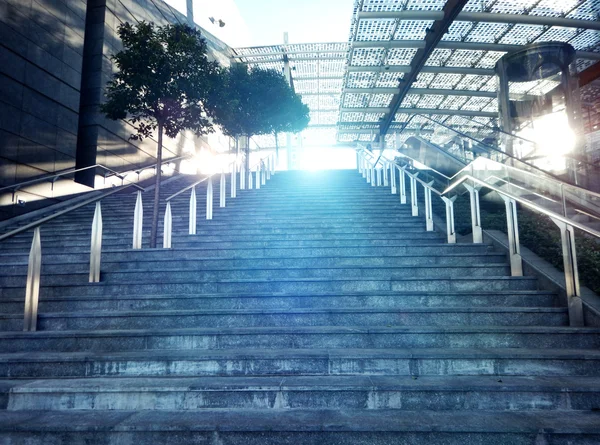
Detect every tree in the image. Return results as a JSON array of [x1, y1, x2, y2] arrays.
[[213, 64, 309, 178], [101, 22, 222, 248]]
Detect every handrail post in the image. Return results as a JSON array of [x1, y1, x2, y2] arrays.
[[231, 163, 237, 198], [189, 186, 197, 235], [220, 172, 226, 208], [266, 158, 271, 180], [463, 183, 483, 243], [424, 181, 434, 231], [240, 163, 246, 190], [371, 167, 376, 186], [132, 190, 143, 249], [23, 227, 41, 332], [89, 202, 102, 283], [248, 167, 254, 190], [376, 168, 382, 187], [390, 163, 397, 194], [500, 195, 523, 277], [261, 161, 266, 185], [550, 218, 584, 326], [399, 167, 407, 204], [163, 201, 172, 248], [366, 165, 371, 183], [256, 164, 261, 189], [410, 174, 419, 216], [206, 177, 213, 220], [383, 162, 389, 187], [441, 196, 457, 244]]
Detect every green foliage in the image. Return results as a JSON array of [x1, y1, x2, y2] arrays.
[[101, 21, 222, 140], [213, 64, 309, 139]]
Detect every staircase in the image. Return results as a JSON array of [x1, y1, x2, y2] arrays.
[[0, 169, 599, 444]]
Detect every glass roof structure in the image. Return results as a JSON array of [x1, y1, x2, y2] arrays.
[[232, 0, 600, 146]]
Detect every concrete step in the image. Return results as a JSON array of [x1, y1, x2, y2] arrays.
[[0, 408, 598, 444], [0, 276, 538, 298], [0, 347, 597, 378], [0, 244, 497, 263], [0, 306, 566, 331], [0, 253, 509, 275], [0, 290, 558, 314], [5, 375, 600, 411], [0, 325, 598, 353]]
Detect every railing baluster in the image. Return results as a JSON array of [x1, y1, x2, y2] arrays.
[[220, 172, 226, 208], [370, 168, 376, 187], [366, 165, 371, 183], [89, 202, 102, 282], [261, 161, 266, 185], [500, 196, 523, 277], [266, 158, 271, 180], [383, 163, 389, 187], [410, 174, 419, 217], [231, 163, 237, 198], [23, 227, 41, 332], [376, 168, 382, 187], [163, 201, 172, 248], [424, 182, 434, 231], [248, 167, 254, 190], [441, 196, 457, 244], [399, 167, 407, 204], [189, 186, 197, 235], [206, 177, 213, 220], [132, 190, 143, 249], [463, 183, 483, 243], [390, 163, 397, 194], [550, 218, 584, 326], [256, 165, 261, 189]]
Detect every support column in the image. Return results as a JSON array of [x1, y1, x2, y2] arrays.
[[550, 219, 584, 326], [463, 183, 483, 243], [499, 195, 523, 276]]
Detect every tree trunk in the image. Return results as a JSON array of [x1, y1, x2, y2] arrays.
[[150, 123, 163, 249]]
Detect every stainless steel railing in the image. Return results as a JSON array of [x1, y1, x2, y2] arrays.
[[357, 144, 600, 328], [0, 151, 278, 332]]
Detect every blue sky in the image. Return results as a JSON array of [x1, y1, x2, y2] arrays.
[[166, 0, 355, 47]]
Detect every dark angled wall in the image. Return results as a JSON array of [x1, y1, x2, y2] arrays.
[[76, 0, 233, 186], [0, 0, 233, 189], [0, 0, 86, 187]]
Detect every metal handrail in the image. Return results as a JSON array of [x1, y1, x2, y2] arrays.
[[0, 155, 191, 194], [0, 185, 134, 243]]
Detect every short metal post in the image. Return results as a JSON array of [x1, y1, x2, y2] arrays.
[[441, 196, 457, 244], [390, 163, 397, 194], [399, 167, 407, 204], [24, 227, 41, 332], [410, 174, 418, 216], [132, 190, 143, 249], [383, 163, 389, 187], [424, 181, 434, 231], [463, 183, 483, 243], [376, 168, 382, 186], [231, 163, 237, 198], [189, 186, 197, 235], [89, 202, 102, 282], [220, 173, 226, 208], [163, 201, 172, 248], [500, 195, 523, 276], [206, 177, 213, 220], [256, 165, 261, 189], [550, 218, 584, 326], [371, 168, 376, 186]]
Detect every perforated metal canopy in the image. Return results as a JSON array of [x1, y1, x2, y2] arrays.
[[232, 0, 600, 146]]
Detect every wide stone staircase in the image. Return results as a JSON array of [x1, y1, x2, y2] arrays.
[[0, 169, 599, 444]]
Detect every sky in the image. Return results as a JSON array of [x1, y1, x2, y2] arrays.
[[165, 0, 355, 48]]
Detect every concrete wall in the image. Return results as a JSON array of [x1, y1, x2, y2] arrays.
[[0, 0, 87, 187]]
